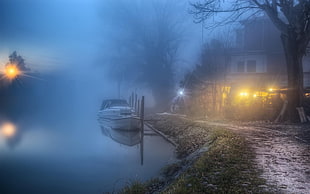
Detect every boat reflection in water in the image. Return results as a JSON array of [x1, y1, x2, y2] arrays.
[[99, 122, 142, 147], [98, 120, 144, 165]]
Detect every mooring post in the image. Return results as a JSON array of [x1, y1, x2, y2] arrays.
[[140, 96, 145, 131], [134, 93, 137, 113], [131, 92, 134, 108], [137, 99, 140, 117], [140, 96, 145, 165]]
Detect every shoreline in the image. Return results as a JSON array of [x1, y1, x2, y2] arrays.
[[120, 114, 275, 193]]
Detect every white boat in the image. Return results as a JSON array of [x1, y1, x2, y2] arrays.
[[98, 99, 141, 130]]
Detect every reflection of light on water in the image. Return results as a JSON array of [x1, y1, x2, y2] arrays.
[[0, 122, 17, 138]]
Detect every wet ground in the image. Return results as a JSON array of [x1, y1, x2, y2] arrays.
[[203, 121, 310, 193]]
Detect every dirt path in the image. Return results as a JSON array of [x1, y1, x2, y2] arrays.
[[196, 121, 310, 194]]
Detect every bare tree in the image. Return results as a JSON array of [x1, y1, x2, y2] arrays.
[[100, 0, 184, 110], [190, 0, 310, 122], [181, 39, 228, 117], [8, 51, 30, 71]]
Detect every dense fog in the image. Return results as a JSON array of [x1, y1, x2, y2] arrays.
[[0, 0, 205, 118], [0, 2, 202, 191]]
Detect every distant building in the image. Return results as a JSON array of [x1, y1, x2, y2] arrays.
[[226, 16, 310, 89]]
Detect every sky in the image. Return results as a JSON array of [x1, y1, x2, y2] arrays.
[[0, 0, 203, 72], [0, 0, 101, 71], [0, 0, 211, 104]]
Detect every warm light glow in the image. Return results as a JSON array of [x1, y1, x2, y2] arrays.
[[0, 122, 17, 138], [239, 92, 248, 97], [253, 94, 257, 98], [4, 64, 20, 80]]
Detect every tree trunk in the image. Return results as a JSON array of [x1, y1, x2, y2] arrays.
[[281, 31, 304, 122]]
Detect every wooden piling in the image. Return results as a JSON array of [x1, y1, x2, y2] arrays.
[[134, 93, 137, 113], [140, 96, 145, 132], [137, 99, 140, 116], [131, 92, 134, 108], [140, 96, 145, 165]]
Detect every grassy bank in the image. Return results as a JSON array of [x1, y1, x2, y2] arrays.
[[162, 128, 268, 193], [119, 114, 271, 193], [147, 114, 213, 158]]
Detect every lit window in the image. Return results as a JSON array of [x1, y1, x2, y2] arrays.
[[247, 60, 256, 72]]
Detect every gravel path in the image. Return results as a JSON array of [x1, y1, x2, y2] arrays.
[[198, 121, 310, 194]]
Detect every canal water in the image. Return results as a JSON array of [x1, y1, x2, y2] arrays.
[[0, 112, 176, 193]]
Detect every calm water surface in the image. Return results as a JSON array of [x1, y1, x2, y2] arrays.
[[0, 112, 176, 193]]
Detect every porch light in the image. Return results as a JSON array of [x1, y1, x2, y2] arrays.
[[239, 92, 248, 97]]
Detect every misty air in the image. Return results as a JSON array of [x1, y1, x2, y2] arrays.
[[0, 0, 309, 193]]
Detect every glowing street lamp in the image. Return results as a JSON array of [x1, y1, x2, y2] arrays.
[[178, 89, 185, 96], [4, 64, 20, 80]]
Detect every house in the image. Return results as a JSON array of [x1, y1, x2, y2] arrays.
[[181, 16, 310, 119], [226, 16, 310, 90]]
